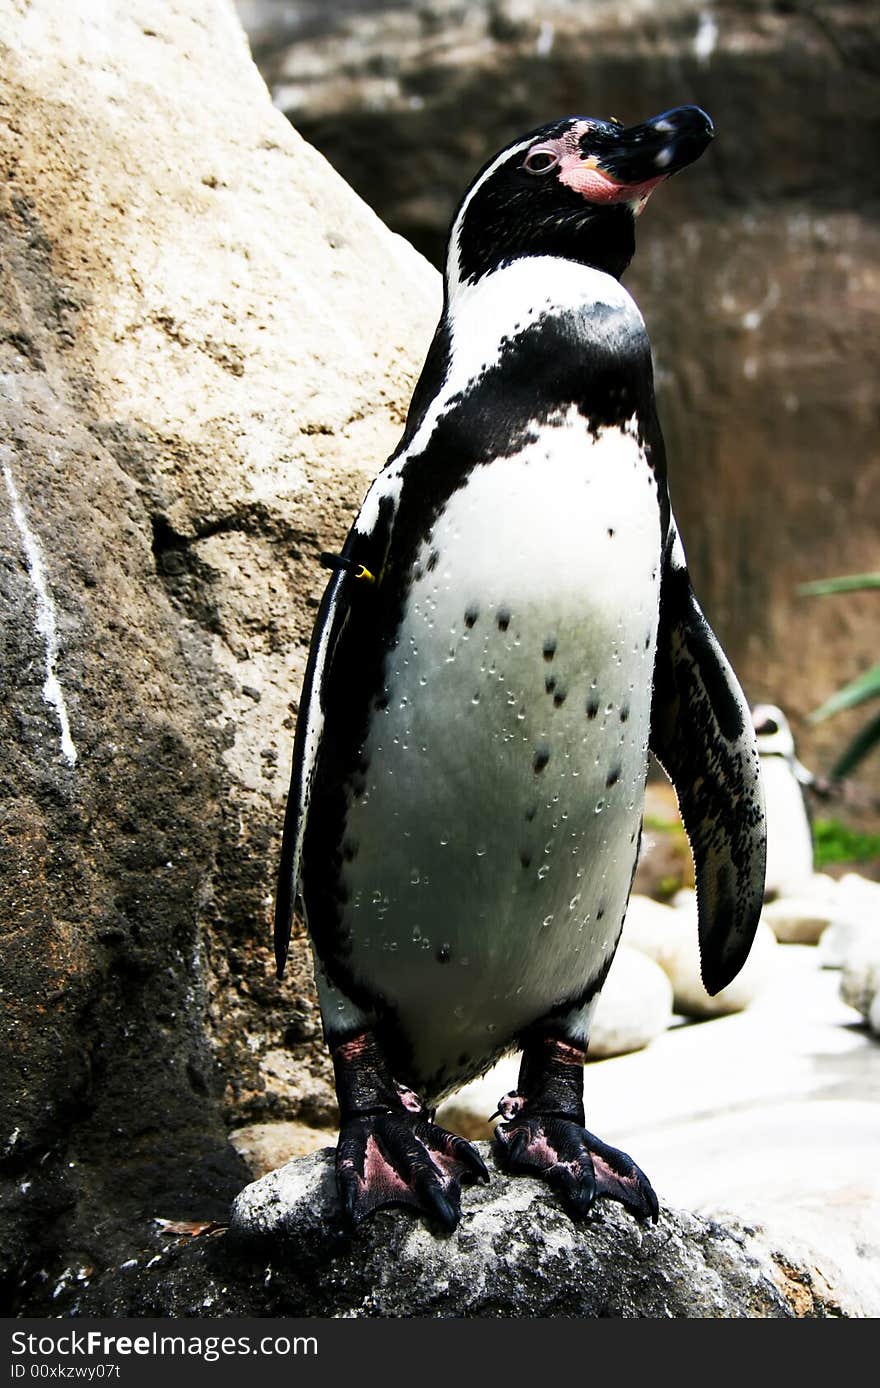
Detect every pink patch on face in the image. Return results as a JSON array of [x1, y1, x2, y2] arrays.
[[558, 155, 665, 213]]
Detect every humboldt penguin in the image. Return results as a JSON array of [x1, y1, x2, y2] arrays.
[[752, 703, 814, 897], [275, 106, 767, 1231]]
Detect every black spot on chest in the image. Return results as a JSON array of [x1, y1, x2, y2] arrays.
[[533, 746, 551, 773]]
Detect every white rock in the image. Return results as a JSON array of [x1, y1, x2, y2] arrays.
[[671, 888, 698, 913], [622, 893, 686, 975], [835, 872, 880, 921], [840, 950, 880, 1022], [819, 917, 880, 970], [588, 947, 673, 1059], [795, 873, 841, 903], [623, 894, 778, 1017], [675, 923, 779, 1019], [761, 896, 838, 945], [818, 872, 880, 968]]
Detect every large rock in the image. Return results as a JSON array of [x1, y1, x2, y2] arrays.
[[223, 1146, 860, 1317], [1, 0, 437, 1304], [43, 1145, 861, 1316], [240, 0, 880, 791]]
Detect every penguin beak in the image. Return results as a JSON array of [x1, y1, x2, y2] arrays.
[[599, 106, 714, 184], [559, 106, 713, 214]]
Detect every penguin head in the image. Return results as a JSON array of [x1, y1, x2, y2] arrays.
[[752, 704, 796, 759], [447, 106, 713, 295], [752, 703, 815, 787]]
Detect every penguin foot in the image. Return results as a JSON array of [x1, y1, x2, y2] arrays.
[[494, 1112, 659, 1223], [330, 1030, 488, 1231], [492, 1034, 658, 1222], [337, 1109, 489, 1232]]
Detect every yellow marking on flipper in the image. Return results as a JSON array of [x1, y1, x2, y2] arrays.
[[319, 551, 376, 583]]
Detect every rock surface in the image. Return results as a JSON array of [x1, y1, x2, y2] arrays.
[[239, 0, 880, 790], [436, 944, 880, 1315], [229, 1119, 328, 1179], [593, 943, 880, 1317], [1, 0, 437, 1306], [41, 935, 871, 1318], [46, 1144, 856, 1317]]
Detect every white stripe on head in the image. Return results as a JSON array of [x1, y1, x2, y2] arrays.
[[446, 137, 533, 299]]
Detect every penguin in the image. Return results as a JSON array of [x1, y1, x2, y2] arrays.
[[275, 106, 767, 1232], [751, 703, 814, 897]]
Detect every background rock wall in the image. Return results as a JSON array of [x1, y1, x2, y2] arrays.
[[240, 0, 880, 790], [0, 0, 438, 1302]]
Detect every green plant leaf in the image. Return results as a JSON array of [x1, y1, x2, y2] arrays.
[[809, 662, 880, 722], [830, 708, 880, 778], [797, 573, 880, 596]]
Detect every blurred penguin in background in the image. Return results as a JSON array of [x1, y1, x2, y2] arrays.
[[752, 704, 814, 897]]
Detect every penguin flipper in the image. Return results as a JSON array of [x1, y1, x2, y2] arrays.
[[274, 565, 350, 978], [650, 528, 767, 995], [275, 487, 397, 978]]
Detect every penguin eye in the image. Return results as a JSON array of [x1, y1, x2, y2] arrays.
[[523, 146, 560, 176]]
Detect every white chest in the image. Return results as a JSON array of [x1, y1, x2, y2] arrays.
[[760, 757, 814, 895], [337, 409, 662, 1089]]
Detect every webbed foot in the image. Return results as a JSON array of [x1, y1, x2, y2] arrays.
[[495, 1109, 658, 1222], [332, 1032, 488, 1231], [493, 1036, 658, 1223], [338, 1107, 488, 1230]]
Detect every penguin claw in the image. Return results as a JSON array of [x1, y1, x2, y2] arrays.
[[336, 1111, 487, 1232], [494, 1115, 658, 1224]]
